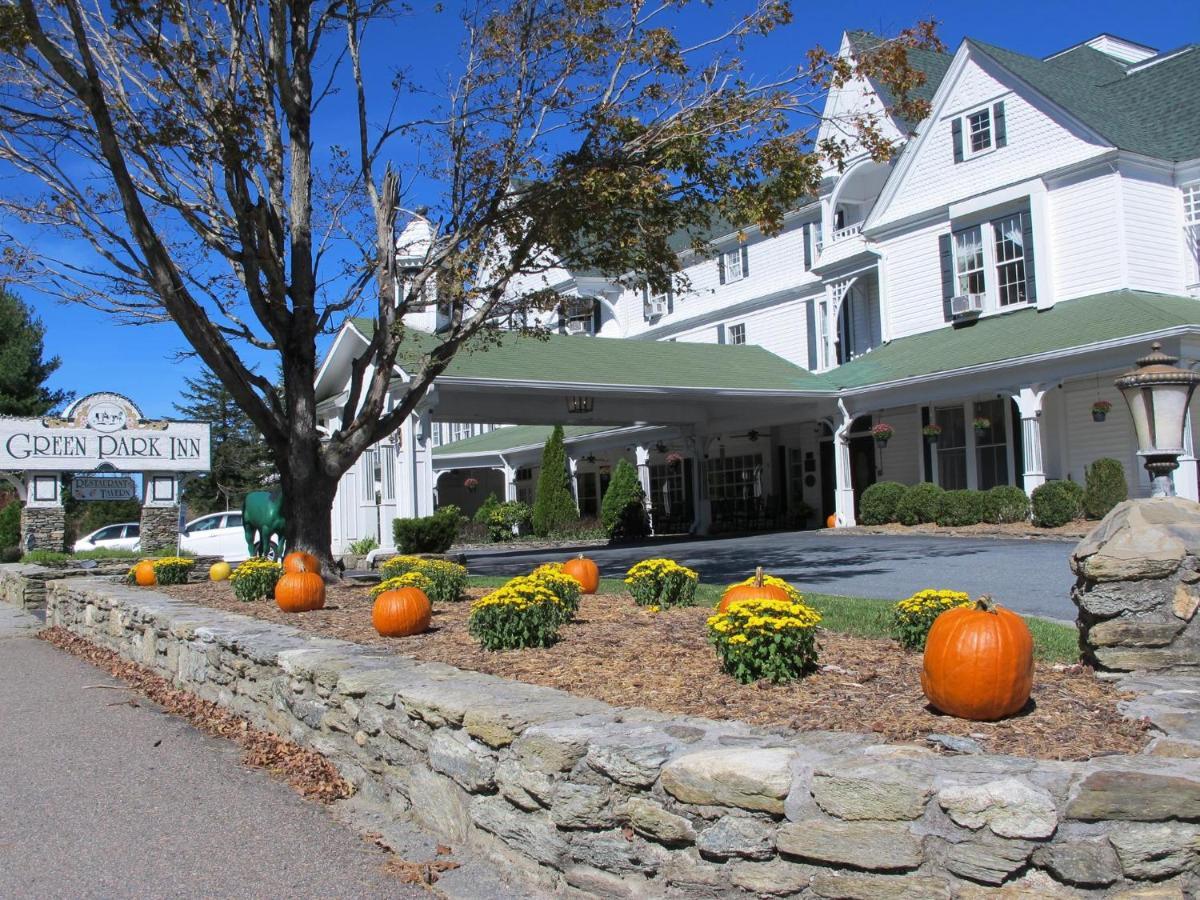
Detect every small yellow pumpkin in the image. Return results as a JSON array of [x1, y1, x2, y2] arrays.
[[209, 561, 232, 582]]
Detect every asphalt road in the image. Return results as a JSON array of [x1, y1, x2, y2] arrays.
[[0, 606, 432, 900], [463, 531, 1080, 622]]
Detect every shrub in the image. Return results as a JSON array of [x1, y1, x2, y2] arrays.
[[531, 426, 579, 537], [0, 546, 20, 563], [468, 576, 566, 650], [473, 493, 502, 525], [347, 537, 378, 556], [1083, 457, 1128, 519], [890, 589, 972, 650], [707, 597, 821, 683], [935, 489, 984, 527], [485, 500, 532, 542], [0, 502, 20, 549], [859, 482, 909, 525], [530, 562, 582, 618], [601, 459, 648, 541], [377, 555, 468, 603], [895, 482, 944, 525], [1031, 480, 1083, 528], [151, 556, 195, 585], [624, 558, 698, 608], [393, 506, 461, 553], [230, 558, 283, 602], [983, 485, 1030, 524]]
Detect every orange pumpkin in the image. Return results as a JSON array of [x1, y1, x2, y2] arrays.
[[275, 571, 326, 613], [283, 550, 321, 574], [372, 587, 432, 637], [133, 560, 157, 587], [921, 596, 1034, 721], [718, 566, 790, 613], [825, 513, 838, 529], [562, 555, 600, 594]]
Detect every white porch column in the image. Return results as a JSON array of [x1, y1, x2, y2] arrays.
[[635, 445, 655, 535], [500, 458, 518, 502], [1012, 386, 1048, 496], [685, 435, 711, 534], [1174, 410, 1199, 501], [567, 454, 580, 506], [413, 409, 435, 518], [833, 402, 856, 527]]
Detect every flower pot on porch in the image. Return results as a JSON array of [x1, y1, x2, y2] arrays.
[[1092, 410, 1107, 423], [875, 437, 889, 448]]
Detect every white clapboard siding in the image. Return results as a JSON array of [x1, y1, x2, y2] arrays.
[[876, 219, 948, 340], [1122, 169, 1188, 294], [1047, 168, 1125, 301], [873, 406, 922, 485], [1062, 377, 1149, 498]]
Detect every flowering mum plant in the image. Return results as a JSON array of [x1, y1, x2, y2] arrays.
[[378, 555, 468, 602], [624, 558, 698, 607], [890, 588, 971, 650], [468, 576, 565, 649], [151, 556, 195, 586], [871, 423, 894, 442], [725, 571, 804, 604], [229, 558, 282, 602], [707, 597, 822, 683], [370, 570, 433, 598], [530, 562, 582, 617]]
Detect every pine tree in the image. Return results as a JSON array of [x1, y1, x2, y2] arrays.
[[601, 459, 648, 541], [174, 368, 274, 515], [0, 289, 70, 415], [531, 426, 579, 537]]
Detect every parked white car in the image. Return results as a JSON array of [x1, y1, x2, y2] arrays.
[[72, 522, 141, 553], [178, 511, 252, 562]]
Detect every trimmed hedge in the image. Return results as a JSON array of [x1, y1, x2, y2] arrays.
[[859, 482, 909, 525], [935, 489, 985, 527], [1031, 480, 1084, 528], [983, 485, 1030, 524], [1083, 457, 1127, 519], [895, 482, 944, 525], [393, 505, 462, 554]]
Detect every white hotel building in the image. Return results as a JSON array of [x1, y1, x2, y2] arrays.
[[316, 30, 1200, 553]]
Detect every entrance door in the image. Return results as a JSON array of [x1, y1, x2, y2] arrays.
[[819, 439, 834, 522], [849, 435, 877, 515]]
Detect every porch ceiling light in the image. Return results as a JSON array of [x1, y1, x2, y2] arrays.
[[566, 395, 595, 414], [1115, 342, 1200, 497]]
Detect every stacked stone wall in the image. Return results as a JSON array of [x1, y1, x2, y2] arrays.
[[20, 507, 65, 552], [38, 578, 1200, 897], [138, 505, 180, 554]]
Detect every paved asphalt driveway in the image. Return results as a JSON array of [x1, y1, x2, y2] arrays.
[[463, 531, 1080, 622]]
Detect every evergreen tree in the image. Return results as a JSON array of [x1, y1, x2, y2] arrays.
[[0, 289, 70, 415], [531, 426, 579, 537], [174, 368, 274, 515], [600, 459, 648, 541]]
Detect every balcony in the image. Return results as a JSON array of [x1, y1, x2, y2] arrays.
[[814, 221, 869, 271]]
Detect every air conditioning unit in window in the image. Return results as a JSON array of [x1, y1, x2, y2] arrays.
[[566, 319, 592, 335], [950, 293, 985, 319], [644, 297, 668, 320]]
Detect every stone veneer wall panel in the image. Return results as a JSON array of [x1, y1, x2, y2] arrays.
[[41, 577, 1200, 897]]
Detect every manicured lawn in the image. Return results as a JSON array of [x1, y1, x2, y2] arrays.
[[466, 576, 1079, 664]]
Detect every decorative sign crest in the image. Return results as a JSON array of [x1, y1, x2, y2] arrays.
[[0, 392, 210, 473]]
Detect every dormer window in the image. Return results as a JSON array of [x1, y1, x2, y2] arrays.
[[952, 101, 1008, 162]]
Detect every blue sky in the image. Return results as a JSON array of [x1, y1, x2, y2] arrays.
[[13, 0, 1199, 419]]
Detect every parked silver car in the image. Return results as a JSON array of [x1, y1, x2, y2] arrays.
[[72, 522, 141, 553]]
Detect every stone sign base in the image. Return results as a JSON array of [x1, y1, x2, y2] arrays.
[[20, 506, 66, 552], [1072, 497, 1200, 673], [139, 505, 180, 554]]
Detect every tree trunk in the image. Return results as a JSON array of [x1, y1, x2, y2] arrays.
[[280, 463, 339, 576]]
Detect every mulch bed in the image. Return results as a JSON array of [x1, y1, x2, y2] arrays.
[[155, 583, 1149, 761], [840, 521, 1089, 540]]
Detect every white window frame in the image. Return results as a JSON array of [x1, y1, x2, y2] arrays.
[[953, 225, 987, 296], [950, 211, 1034, 314], [728, 323, 746, 345], [992, 212, 1029, 307], [964, 106, 994, 158], [722, 248, 745, 283], [1185, 182, 1200, 288], [450, 422, 472, 443]]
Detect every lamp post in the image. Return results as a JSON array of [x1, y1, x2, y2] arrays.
[[1115, 343, 1200, 498]]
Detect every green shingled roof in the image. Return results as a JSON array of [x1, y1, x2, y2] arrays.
[[350, 318, 822, 392], [433, 425, 617, 457], [826, 291, 1200, 391], [969, 40, 1200, 162]]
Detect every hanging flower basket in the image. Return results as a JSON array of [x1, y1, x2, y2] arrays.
[[665, 451, 684, 468], [464, 477, 479, 492], [922, 424, 943, 444], [871, 423, 894, 448], [1092, 400, 1112, 423], [972, 416, 992, 434]]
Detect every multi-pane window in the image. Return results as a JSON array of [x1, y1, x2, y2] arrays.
[[450, 422, 471, 443], [1186, 183, 1200, 280], [967, 108, 992, 153], [953, 226, 986, 295], [706, 453, 763, 502], [934, 407, 968, 491], [729, 323, 746, 345], [973, 399, 1010, 490], [722, 248, 744, 282], [993, 213, 1028, 306]]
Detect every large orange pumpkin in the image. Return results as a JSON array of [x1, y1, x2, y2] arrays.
[[283, 550, 321, 574], [920, 596, 1034, 721], [562, 555, 600, 594], [825, 513, 838, 529], [275, 571, 326, 613], [718, 566, 790, 612], [133, 560, 157, 586], [372, 587, 432, 637]]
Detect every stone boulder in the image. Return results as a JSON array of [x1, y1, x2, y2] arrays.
[[1071, 497, 1200, 673]]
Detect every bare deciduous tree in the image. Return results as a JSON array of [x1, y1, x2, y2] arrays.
[[0, 0, 938, 563]]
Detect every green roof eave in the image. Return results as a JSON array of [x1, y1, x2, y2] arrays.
[[433, 424, 630, 457], [823, 291, 1200, 392]]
